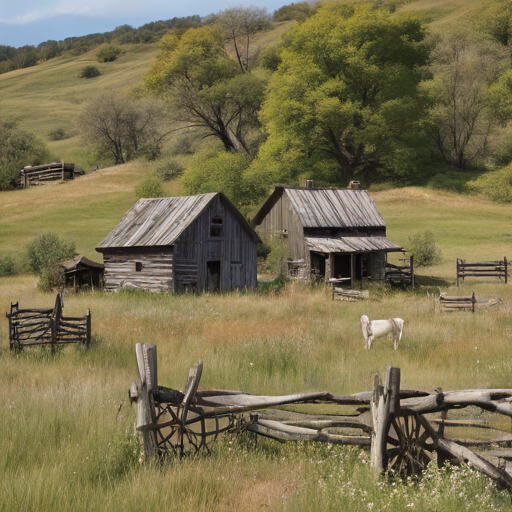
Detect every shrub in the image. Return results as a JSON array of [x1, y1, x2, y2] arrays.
[[96, 45, 122, 63], [407, 230, 442, 267], [155, 159, 185, 181], [26, 232, 77, 274], [257, 242, 271, 259], [257, 240, 290, 274], [468, 166, 512, 203], [0, 119, 50, 190], [0, 254, 18, 276], [135, 176, 164, 199], [38, 265, 65, 292], [78, 65, 101, 79], [48, 128, 67, 141]]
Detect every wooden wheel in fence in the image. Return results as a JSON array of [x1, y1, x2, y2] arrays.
[[154, 403, 234, 457], [385, 409, 438, 478]]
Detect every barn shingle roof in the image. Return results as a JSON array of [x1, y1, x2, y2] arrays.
[[252, 186, 386, 229], [96, 193, 259, 251]]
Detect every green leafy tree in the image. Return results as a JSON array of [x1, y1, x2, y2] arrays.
[[135, 176, 164, 198], [250, 3, 429, 187], [181, 145, 257, 212], [96, 44, 122, 62], [78, 65, 101, 78], [0, 120, 50, 190], [273, 2, 316, 23], [144, 27, 266, 155], [476, 0, 512, 46], [26, 232, 77, 274], [407, 230, 442, 267]]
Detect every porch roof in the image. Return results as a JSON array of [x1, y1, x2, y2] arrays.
[[305, 237, 403, 254]]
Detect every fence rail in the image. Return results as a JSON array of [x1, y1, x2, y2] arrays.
[[6, 293, 91, 352], [457, 257, 508, 286], [130, 348, 512, 490], [385, 255, 414, 288]]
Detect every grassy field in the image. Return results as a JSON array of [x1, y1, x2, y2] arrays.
[[2, 169, 512, 510]]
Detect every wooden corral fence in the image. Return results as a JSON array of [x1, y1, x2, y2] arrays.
[[331, 281, 370, 301], [457, 257, 508, 286], [6, 293, 91, 352], [385, 255, 414, 288], [20, 161, 78, 188], [130, 345, 512, 490], [438, 292, 501, 312], [440, 292, 476, 312]]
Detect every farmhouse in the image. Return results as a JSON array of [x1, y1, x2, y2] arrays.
[[252, 185, 403, 285], [96, 193, 260, 292]]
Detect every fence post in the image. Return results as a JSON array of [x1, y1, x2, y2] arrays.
[[410, 255, 414, 290], [86, 309, 91, 348], [471, 291, 476, 313], [505, 256, 508, 285], [371, 366, 400, 473], [456, 258, 460, 287], [7, 308, 13, 350]]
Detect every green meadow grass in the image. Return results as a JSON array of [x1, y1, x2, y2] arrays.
[[1, 179, 512, 512]]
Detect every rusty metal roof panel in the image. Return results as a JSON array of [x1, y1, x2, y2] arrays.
[[96, 194, 217, 249], [284, 188, 385, 228], [305, 237, 403, 253]]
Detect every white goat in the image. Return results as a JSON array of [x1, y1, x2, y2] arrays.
[[360, 315, 404, 350]]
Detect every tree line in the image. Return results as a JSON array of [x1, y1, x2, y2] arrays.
[[3, 0, 512, 209]]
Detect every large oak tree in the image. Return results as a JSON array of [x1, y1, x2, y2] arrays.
[[249, 3, 429, 187], [144, 26, 265, 155]]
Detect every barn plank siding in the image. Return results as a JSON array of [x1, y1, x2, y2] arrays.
[[98, 193, 259, 293], [252, 186, 403, 283]]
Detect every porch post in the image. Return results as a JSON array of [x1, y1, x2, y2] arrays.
[[350, 253, 356, 288]]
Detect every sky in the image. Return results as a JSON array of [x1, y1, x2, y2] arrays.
[[0, 0, 292, 47]]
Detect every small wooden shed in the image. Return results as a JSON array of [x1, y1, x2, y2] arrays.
[[96, 193, 260, 292], [252, 185, 403, 285], [60, 255, 104, 291]]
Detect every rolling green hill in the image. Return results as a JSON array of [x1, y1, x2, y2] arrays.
[[0, 44, 160, 165]]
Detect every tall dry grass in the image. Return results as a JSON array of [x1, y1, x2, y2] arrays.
[[2, 276, 512, 511]]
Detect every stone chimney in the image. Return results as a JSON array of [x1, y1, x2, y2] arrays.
[[305, 179, 314, 188], [349, 180, 360, 190]]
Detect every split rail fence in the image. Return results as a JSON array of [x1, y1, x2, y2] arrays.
[[457, 257, 508, 286], [6, 293, 91, 352], [130, 344, 512, 490]]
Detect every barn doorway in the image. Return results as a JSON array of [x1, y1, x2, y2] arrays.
[[207, 261, 221, 291]]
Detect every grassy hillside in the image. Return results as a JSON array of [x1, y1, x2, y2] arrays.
[[400, 0, 484, 29], [0, 44, 160, 166]]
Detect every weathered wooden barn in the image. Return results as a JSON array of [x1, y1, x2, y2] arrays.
[[96, 193, 260, 292], [251, 185, 403, 285], [60, 255, 104, 291]]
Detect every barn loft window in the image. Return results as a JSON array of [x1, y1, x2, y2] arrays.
[[135, 262, 143, 272], [210, 216, 223, 237]]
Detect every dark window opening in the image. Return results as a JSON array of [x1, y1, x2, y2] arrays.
[[135, 262, 143, 272], [210, 216, 223, 237]]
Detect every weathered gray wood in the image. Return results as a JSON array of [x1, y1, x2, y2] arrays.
[[371, 367, 400, 472], [247, 419, 371, 445]]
